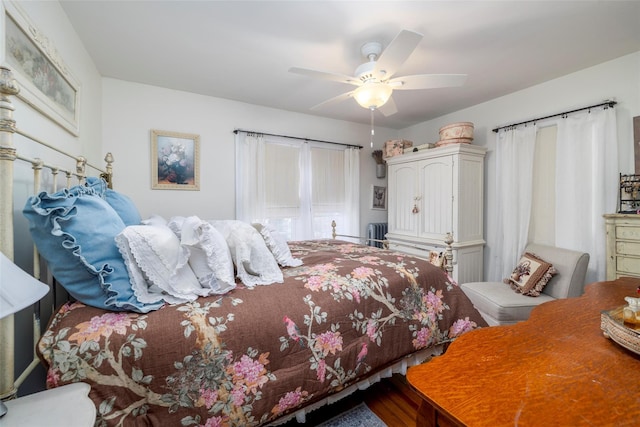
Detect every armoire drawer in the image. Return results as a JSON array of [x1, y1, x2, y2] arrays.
[[615, 240, 640, 256]]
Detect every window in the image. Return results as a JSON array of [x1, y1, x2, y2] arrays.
[[235, 132, 359, 241]]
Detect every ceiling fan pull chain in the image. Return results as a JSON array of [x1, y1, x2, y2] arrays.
[[370, 107, 375, 148]]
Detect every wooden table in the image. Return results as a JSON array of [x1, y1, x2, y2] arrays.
[[407, 277, 640, 427]]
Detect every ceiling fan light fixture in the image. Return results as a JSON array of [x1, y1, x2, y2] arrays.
[[353, 82, 393, 109], [290, 29, 465, 116]]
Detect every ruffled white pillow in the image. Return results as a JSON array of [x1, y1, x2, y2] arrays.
[[116, 234, 184, 305], [115, 216, 209, 303], [252, 223, 302, 267], [168, 216, 236, 294], [209, 220, 283, 287]]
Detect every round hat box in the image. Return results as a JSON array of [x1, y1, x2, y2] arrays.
[[439, 122, 474, 142]]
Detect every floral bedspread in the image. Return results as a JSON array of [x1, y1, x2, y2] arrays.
[[38, 240, 487, 426]]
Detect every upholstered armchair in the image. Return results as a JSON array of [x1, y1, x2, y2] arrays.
[[461, 243, 590, 326]]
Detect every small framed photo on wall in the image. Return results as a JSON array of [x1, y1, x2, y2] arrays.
[[151, 129, 200, 190], [371, 185, 387, 210]]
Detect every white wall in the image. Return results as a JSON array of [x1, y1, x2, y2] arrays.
[[101, 79, 397, 237], [400, 52, 640, 279]]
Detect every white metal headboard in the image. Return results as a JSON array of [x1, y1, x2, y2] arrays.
[[0, 66, 113, 403]]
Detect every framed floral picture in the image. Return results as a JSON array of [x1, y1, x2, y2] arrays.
[[371, 185, 387, 210], [151, 129, 200, 190], [3, 1, 80, 135]]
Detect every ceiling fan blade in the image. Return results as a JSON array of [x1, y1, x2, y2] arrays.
[[310, 90, 355, 110], [374, 30, 423, 79], [289, 67, 360, 86], [378, 96, 398, 117], [388, 74, 467, 90]]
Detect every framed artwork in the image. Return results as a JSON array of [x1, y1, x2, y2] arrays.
[[371, 185, 387, 210], [3, 1, 80, 135], [151, 129, 200, 190]]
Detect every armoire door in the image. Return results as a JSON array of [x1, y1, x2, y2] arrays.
[[388, 162, 418, 237], [417, 155, 453, 241]]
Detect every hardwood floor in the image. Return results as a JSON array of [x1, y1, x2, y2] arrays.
[[280, 374, 421, 427]]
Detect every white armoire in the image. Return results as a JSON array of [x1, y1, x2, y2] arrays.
[[385, 144, 486, 284]]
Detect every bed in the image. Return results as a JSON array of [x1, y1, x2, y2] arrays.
[[0, 65, 488, 426]]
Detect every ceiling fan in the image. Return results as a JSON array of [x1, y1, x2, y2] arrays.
[[289, 29, 467, 117]]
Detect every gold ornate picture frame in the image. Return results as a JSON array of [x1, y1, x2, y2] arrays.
[[2, 1, 80, 135], [151, 129, 200, 190]]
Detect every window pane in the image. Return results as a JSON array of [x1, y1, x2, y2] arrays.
[[311, 147, 344, 213], [265, 143, 300, 217]]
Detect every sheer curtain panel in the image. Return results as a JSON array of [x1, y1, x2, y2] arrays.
[[487, 125, 537, 281], [555, 107, 617, 283], [235, 132, 266, 222]]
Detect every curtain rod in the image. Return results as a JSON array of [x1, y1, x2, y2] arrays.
[[233, 129, 363, 149], [492, 100, 617, 133]]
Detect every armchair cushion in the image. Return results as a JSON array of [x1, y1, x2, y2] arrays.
[[461, 282, 556, 325]]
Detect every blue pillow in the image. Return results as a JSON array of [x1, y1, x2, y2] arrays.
[[23, 184, 162, 313], [85, 177, 141, 226], [105, 190, 141, 226]]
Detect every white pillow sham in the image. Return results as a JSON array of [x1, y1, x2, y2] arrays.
[[116, 235, 185, 305], [210, 220, 284, 287], [168, 216, 236, 294], [252, 223, 302, 267], [115, 216, 210, 303]]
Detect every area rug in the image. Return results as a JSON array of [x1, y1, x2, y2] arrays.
[[316, 402, 387, 427]]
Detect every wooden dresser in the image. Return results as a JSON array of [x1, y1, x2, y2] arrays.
[[406, 277, 640, 427], [604, 213, 640, 280]]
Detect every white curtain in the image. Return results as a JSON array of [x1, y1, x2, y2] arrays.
[[235, 131, 359, 240], [343, 148, 360, 236], [487, 125, 537, 281], [555, 107, 618, 283], [295, 142, 313, 239], [235, 132, 266, 222], [488, 106, 618, 283]]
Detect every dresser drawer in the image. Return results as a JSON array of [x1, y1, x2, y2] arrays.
[[615, 272, 640, 279], [616, 256, 640, 275], [616, 226, 640, 241], [615, 241, 640, 256]]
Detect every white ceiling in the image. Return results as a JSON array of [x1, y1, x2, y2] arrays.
[[59, 1, 640, 130]]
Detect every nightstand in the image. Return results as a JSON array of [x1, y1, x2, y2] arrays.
[[0, 383, 95, 426]]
